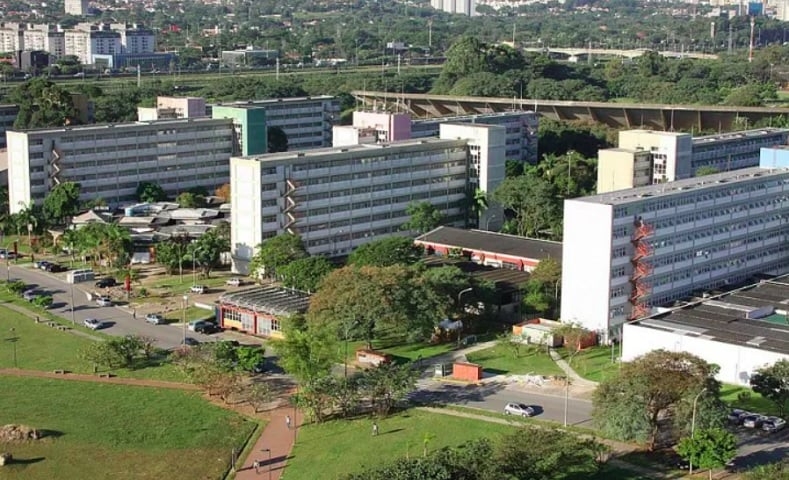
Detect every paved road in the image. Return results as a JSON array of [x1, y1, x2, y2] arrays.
[[2, 263, 216, 349]]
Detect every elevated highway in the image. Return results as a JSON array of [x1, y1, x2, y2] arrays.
[[522, 47, 718, 60], [351, 91, 789, 131]]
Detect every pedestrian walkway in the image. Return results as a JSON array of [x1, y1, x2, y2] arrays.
[[235, 407, 302, 480], [548, 348, 599, 387]]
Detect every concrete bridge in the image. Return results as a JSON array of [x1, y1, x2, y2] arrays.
[[522, 47, 719, 61], [351, 91, 789, 132]]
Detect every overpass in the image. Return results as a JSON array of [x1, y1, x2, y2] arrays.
[[351, 91, 789, 132], [522, 47, 718, 61]]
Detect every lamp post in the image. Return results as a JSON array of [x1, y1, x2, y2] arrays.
[[344, 318, 359, 379], [456, 288, 473, 347], [689, 387, 708, 475], [182, 295, 188, 345], [485, 214, 497, 231], [261, 448, 272, 480], [70, 282, 76, 325], [9, 327, 17, 368], [563, 376, 570, 427]]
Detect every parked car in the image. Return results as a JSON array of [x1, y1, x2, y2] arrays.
[[22, 289, 39, 301], [503, 403, 535, 417], [95, 277, 117, 288], [34, 260, 50, 269], [182, 337, 200, 346], [727, 409, 751, 424], [0, 251, 18, 259], [195, 322, 221, 334], [743, 414, 768, 429], [145, 314, 165, 325], [190, 285, 207, 294], [225, 278, 242, 287], [46, 263, 68, 273], [83, 318, 105, 330], [188, 320, 210, 332], [96, 296, 112, 307], [762, 417, 786, 433]]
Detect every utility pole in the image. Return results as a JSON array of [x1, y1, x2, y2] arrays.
[[428, 19, 433, 49], [276, 57, 280, 80], [728, 22, 734, 55], [748, 16, 755, 63]]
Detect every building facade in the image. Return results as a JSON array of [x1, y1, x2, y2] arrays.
[[561, 166, 789, 340], [230, 138, 490, 273], [0, 105, 19, 148], [218, 286, 311, 338], [430, 0, 477, 15], [208, 96, 340, 151], [211, 105, 268, 156], [65, 0, 89, 16], [7, 118, 234, 212], [597, 128, 789, 193]]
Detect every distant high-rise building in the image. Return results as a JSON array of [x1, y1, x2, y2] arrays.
[[64, 0, 89, 16], [430, 0, 477, 16]]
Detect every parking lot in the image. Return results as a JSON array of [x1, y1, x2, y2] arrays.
[[728, 409, 789, 470]]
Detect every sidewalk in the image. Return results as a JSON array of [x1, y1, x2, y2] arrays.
[[548, 348, 599, 388], [234, 407, 302, 480]]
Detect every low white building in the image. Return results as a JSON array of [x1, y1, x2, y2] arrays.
[[622, 278, 789, 386]]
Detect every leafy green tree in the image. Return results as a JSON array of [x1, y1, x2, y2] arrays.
[[348, 237, 423, 267], [236, 346, 266, 372], [267, 126, 288, 153], [43, 182, 81, 225], [401, 201, 444, 234], [136, 182, 167, 203], [421, 265, 473, 317], [676, 428, 737, 480], [358, 362, 418, 417], [245, 382, 273, 413], [154, 238, 190, 275], [492, 174, 561, 238], [8, 78, 81, 128], [278, 256, 334, 292], [270, 317, 339, 384], [750, 359, 789, 416], [696, 166, 720, 176], [31, 295, 53, 309], [449, 72, 514, 97], [105, 335, 144, 368], [593, 350, 724, 450], [249, 233, 308, 278], [188, 229, 229, 277], [175, 191, 206, 208]]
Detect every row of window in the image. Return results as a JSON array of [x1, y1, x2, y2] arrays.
[[646, 213, 785, 249], [649, 230, 786, 267], [290, 150, 465, 172]]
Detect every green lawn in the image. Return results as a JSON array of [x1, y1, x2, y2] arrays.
[[466, 344, 564, 376], [0, 375, 257, 480], [720, 384, 776, 415], [0, 302, 188, 382], [342, 337, 457, 365], [560, 346, 620, 383], [145, 274, 233, 296]]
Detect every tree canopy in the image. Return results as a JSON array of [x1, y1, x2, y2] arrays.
[[43, 182, 81, 225], [249, 233, 308, 278], [347, 236, 423, 267], [267, 125, 289, 153], [9, 79, 81, 129], [278, 256, 335, 292], [750, 359, 789, 417], [136, 182, 167, 203], [401, 202, 444, 235], [676, 428, 737, 479]]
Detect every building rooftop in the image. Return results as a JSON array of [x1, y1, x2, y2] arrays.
[[219, 286, 312, 316], [10, 116, 229, 135], [422, 257, 531, 292], [213, 95, 336, 108], [692, 127, 789, 146], [412, 110, 536, 123], [416, 226, 562, 263], [575, 166, 789, 205], [635, 276, 789, 356]]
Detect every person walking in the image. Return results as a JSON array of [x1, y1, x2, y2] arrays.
[[253, 459, 260, 474], [372, 422, 379, 436], [132, 309, 137, 320], [285, 415, 292, 430]]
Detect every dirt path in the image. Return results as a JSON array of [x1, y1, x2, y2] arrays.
[[0, 368, 200, 390]]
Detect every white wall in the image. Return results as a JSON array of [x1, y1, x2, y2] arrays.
[[622, 323, 789, 386], [561, 199, 614, 335], [6, 131, 32, 214], [230, 158, 263, 274]]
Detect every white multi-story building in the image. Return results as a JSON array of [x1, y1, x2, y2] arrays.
[[597, 128, 789, 193], [7, 118, 235, 212], [430, 0, 477, 15], [208, 96, 340, 150], [112, 24, 155, 54], [230, 126, 506, 273], [561, 166, 789, 341], [65, 0, 89, 16]]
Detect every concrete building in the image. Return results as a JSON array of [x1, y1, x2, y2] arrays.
[[430, 0, 477, 15], [561, 165, 789, 341], [348, 111, 413, 143], [7, 117, 235, 212], [597, 128, 789, 193], [220, 48, 278, 67], [230, 129, 505, 273], [65, 0, 89, 16], [65, 27, 121, 64], [113, 24, 155, 54], [211, 105, 268, 156], [218, 286, 311, 338], [137, 96, 207, 121], [0, 105, 19, 149], [208, 96, 340, 151], [623, 278, 789, 386]]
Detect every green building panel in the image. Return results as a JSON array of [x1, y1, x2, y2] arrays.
[[212, 105, 268, 156]]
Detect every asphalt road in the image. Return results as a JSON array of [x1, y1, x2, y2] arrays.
[[2, 262, 216, 349]]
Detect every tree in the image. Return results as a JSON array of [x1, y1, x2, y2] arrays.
[[8, 78, 81, 128], [676, 428, 737, 480], [136, 182, 167, 203], [175, 191, 206, 208], [236, 346, 266, 372], [358, 362, 418, 417], [249, 233, 308, 278], [696, 166, 720, 176], [278, 256, 334, 292], [43, 182, 81, 225], [420, 265, 473, 317], [270, 317, 339, 384], [492, 175, 561, 239], [750, 359, 789, 416], [554, 322, 591, 352], [154, 238, 190, 275], [267, 126, 288, 153], [593, 350, 724, 450], [215, 183, 231, 201], [245, 382, 274, 413], [188, 229, 229, 278], [347, 237, 423, 267], [401, 202, 444, 234], [105, 335, 144, 368]]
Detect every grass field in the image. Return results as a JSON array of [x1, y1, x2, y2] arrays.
[[720, 384, 776, 415], [0, 302, 187, 382], [0, 375, 257, 480], [283, 410, 646, 480], [560, 346, 620, 383], [466, 344, 564, 376]]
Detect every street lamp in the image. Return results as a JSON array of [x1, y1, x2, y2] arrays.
[[344, 318, 360, 379], [485, 214, 497, 231], [456, 288, 473, 347], [182, 295, 188, 345], [563, 376, 571, 427], [261, 448, 272, 480], [70, 282, 76, 325], [689, 387, 708, 476]]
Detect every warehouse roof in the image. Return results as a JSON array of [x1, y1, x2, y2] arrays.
[[416, 226, 562, 263], [219, 286, 311, 316], [635, 276, 789, 355]]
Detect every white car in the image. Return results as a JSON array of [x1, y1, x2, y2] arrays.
[[83, 318, 105, 330], [503, 403, 535, 417], [145, 314, 165, 325], [225, 278, 242, 287], [190, 285, 206, 294], [96, 296, 112, 307]]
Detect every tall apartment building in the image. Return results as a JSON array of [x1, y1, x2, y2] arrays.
[[211, 105, 268, 156], [110, 24, 155, 54], [597, 128, 789, 193], [430, 0, 477, 15], [65, 27, 121, 64], [0, 23, 65, 58], [230, 126, 506, 273], [0, 104, 19, 148], [208, 96, 340, 150], [137, 96, 207, 121], [65, 0, 89, 16], [7, 118, 235, 212], [561, 165, 789, 340]]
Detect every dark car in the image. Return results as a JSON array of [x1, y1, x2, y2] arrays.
[[34, 260, 51, 270], [95, 277, 117, 288], [182, 337, 200, 346], [195, 322, 221, 334], [46, 263, 68, 273]]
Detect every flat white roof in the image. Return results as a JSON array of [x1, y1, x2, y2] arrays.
[[10, 116, 228, 135], [692, 128, 789, 145]]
